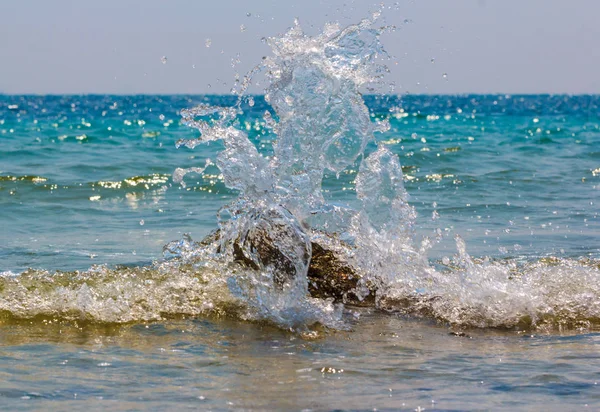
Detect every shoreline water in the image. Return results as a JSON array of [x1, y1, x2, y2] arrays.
[[2, 90, 599, 408], [1, 309, 599, 410]]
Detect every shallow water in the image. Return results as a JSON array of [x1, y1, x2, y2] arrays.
[[1, 313, 599, 410], [2, 93, 599, 409], [2, 18, 600, 409]]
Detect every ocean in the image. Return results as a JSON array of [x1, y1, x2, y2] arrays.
[[1, 18, 600, 411]]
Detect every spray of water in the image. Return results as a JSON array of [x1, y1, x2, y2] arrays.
[[1, 14, 598, 333], [172, 13, 600, 332]]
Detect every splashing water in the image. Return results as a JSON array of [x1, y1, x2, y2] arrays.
[[1, 15, 599, 333], [172, 14, 600, 332], [172, 14, 402, 329]]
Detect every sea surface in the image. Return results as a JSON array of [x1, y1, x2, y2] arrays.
[[1, 93, 600, 410]]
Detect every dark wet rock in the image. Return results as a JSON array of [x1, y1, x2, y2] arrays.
[[201, 228, 370, 304], [230, 207, 312, 290], [307, 242, 372, 305]]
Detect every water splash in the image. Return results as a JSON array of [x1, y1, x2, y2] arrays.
[[171, 14, 600, 332], [173, 159, 213, 188], [172, 14, 399, 329], [1, 15, 599, 333]]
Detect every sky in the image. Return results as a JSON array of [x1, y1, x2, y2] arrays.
[[1, 0, 599, 95]]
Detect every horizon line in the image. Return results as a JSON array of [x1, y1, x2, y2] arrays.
[[2, 92, 600, 97]]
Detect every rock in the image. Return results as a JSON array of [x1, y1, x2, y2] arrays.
[[230, 206, 312, 290], [307, 242, 372, 305], [201, 227, 370, 304]]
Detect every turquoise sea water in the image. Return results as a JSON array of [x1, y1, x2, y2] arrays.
[[1, 94, 600, 410], [2, 94, 598, 271]]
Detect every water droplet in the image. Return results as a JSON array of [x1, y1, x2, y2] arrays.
[[246, 12, 252, 17], [139, 220, 145, 226], [263, 110, 276, 129], [160, 56, 168, 64], [205, 38, 212, 48], [240, 24, 246, 32], [442, 73, 448, 79], [159, 114, 165, 121], [430, 58, 435, 63], [248, 97, 255, 107]]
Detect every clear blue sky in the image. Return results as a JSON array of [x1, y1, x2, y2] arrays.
[[1, 0, 599, 94]]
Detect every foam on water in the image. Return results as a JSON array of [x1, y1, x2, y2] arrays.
[[0, 259, 237, 324], [1, 15, 599, 333]]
